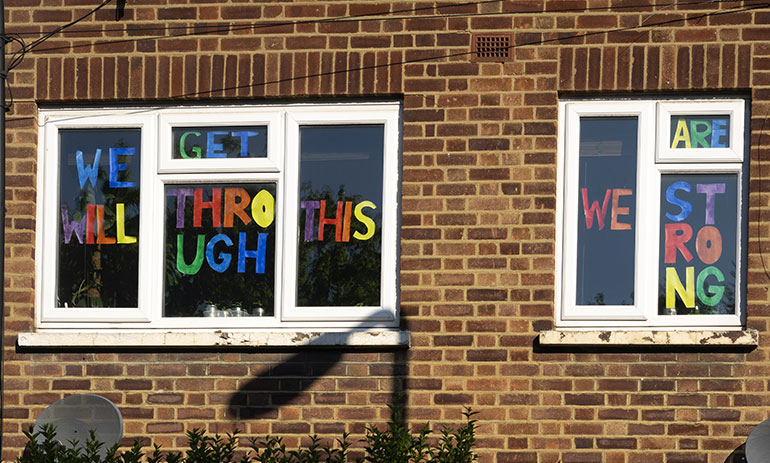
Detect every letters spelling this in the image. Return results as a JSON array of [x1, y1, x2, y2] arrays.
[[664, 181, 728, 310], [670, 117, 729, 149], [61, 147, 137, 246]]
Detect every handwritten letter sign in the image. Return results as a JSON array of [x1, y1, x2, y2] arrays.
[[575, 117, 638, 306], [163, 183, 276, 317], [670, 116, 730, 149], [172, 126, 267, 159], [57, 129, 141, 308], [659, 174, 737, 315], [297, 125, 385, 307]]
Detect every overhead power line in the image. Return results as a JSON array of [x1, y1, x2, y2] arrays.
[[5, 0, 755, 38], [0, 0, 767, 108], [24, 0, 112, 52], [176, 1, 769, 99], [12, 0, 763, 55]]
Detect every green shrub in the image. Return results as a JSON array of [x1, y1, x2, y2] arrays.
[[17, 405, 476, 463]]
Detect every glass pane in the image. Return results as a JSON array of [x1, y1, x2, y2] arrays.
[[576, 118, 637, 306], [172, 126, 267, 159], [659, 174, 737, 315], [297, 125, 383, 307], [669, 115, 730, 149], [57, 129, 140, 308], [163, 183, 276, 317]]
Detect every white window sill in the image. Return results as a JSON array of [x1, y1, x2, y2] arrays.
[[539, 329, 758, 346], [18, 329, 410, 348]]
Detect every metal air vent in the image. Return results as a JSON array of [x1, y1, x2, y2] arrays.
[[472, 34, 512, 62]]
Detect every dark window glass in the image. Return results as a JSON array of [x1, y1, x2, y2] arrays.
[[669, 116, 730, 149], [297, 125, 384, 307], [658, 174, 737, 315], [163, 183, 276, 317], [172, 126, 267, 159], [576, 118, 637, 306], [57, 129, 140, 308]]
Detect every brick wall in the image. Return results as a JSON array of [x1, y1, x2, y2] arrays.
[[3, 1, 770, 462]]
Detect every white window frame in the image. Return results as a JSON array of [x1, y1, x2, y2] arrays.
[[657, 100, 744, 163], [556, 98, 745, 330], [283, 107, 400, 324], [35, 102, 401, 331]]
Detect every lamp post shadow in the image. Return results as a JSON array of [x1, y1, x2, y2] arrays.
[[227, 312, 408, 428]]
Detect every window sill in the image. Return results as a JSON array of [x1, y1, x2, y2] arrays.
[[538, 329, 758, 346], [18, 329, 410, 348]]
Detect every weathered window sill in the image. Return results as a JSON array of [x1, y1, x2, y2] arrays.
[[538, 329, 758, 346], [18, 330, 410, 348]]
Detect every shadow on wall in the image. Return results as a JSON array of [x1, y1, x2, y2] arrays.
[[227, 311, 408, 426]]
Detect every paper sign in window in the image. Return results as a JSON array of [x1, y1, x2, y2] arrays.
[[172, 126, 267, 159], [297, 125, 384, 307], [163, 183, 276, 317], [576, 118, 637, 306], [659, 174, 737, 315], [669, 116, 730, 149], [57, 129, 141, 308]]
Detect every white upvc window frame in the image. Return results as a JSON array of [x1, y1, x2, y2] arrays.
[[283, 107, 400, 324], [556, 98, 746, 330], [657, 100, 744, 163], [157, 108, 283, 174], [35, 102, 401, 331], [37, 110, 157, 325]]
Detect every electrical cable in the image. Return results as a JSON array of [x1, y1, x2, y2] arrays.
[[6, 0, 752, 38], [0, 1, 113, 113], [4, 76, 13, 112], [24, 0, 113, 52], [6, 34, 26, 72], [175, 1, 768, 98], [21, 0, 765, 54], [14, 0, 507, 37]]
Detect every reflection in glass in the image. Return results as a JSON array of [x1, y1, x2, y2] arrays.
[[57, 129, 140, 308], [297, 125, 384, 307], [172, 126, 267, 159], [658, 174, 737, 315], [163, 183, 276, 317], [576, 118, 637, 306], [669, 115, 730, 149]]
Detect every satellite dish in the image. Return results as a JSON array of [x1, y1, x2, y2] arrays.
[[746, 416, 770, 462], [34, 394, 123, 454]]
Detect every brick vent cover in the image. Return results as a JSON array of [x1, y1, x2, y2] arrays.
[[472, 34, 512, 61]]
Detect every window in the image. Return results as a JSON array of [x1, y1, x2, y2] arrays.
[[36, 103, 401, 331], [556, 99, 747, 330]]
